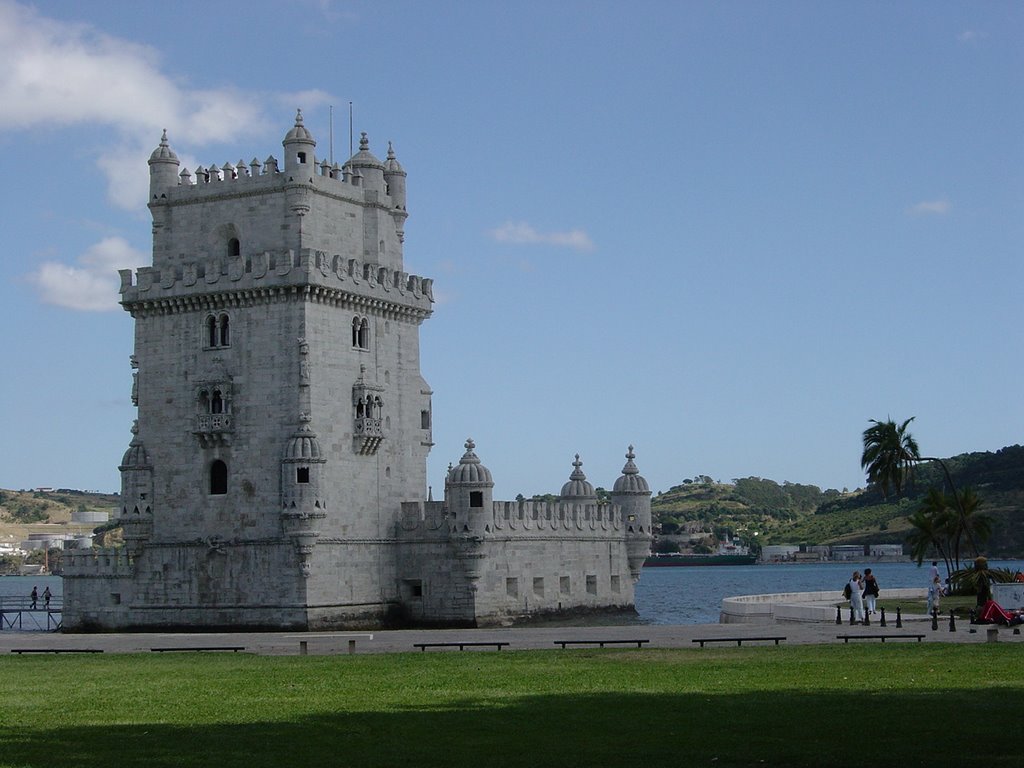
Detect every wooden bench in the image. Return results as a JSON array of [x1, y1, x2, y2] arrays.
[[554, 639, 650, 649], [836, 634, 925, 643], [413, 641, 508, 652], [11, 648, 103, 654], [150, 646, 245, 653], [288, 633, 374, 655], [692, 636, 786, 648]]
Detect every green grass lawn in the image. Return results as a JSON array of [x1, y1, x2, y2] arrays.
[[2, 645, 1020, 767]]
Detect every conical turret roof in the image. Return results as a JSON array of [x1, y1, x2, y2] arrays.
[[284, 109, 316, 144], [447, 438, 493, 485], [148, 129, 178, 163], [613, 445, 650, 494], [560, 454, 597, 500]]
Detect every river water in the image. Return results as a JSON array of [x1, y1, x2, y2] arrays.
[[3, 560, 1023, 629]]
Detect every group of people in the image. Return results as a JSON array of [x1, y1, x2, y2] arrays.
[[846, 562, 953, 621], [28, 586, 52, 609], [845, 568, 880, 621]]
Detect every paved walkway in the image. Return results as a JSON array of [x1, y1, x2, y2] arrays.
[[1, 614, 1017, 655]]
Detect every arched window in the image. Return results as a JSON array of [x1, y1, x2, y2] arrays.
[[228, 238, 240, 257], [210, 460, 228, 495], [211, 390, 223, 414], [205, 314, 231, 349], [358, 318, 369, 350], [352, 316, 370, 349]]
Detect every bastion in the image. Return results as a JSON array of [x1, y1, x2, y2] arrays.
[[62, 113, 652, 631]]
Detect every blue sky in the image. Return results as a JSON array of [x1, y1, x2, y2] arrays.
[[1, 0, 1021, 499]]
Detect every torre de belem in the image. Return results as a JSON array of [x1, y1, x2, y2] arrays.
[[63, 112, 652, 631]]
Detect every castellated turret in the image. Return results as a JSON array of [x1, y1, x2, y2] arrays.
[[282, 109, 317, 174], [148, 129, 180, 199], [445, 439, 494, 538], [280, 415, 327, 579], [118, 420, 154, 558], [346, 132, 386, 195], [611, 445, 653, 581]]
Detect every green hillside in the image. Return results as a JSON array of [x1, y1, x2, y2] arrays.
[[652, 445, 1024, 557]]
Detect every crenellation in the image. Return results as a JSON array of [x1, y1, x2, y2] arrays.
[[119, 247, 432, 319]]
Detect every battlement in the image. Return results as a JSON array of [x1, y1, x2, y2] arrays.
[[153, 156, 396, 205], [63, 547, 134, 578], [398, 498, 628, 537], [118, 248, 433, 316], [488, 499, 625, 532]]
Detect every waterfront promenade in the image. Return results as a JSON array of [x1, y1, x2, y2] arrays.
[[0, 612, 1014, 655]]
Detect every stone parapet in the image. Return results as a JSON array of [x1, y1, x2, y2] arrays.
[[62, 548, 134, 578], [720, 588, 928, 624], [397, 499, 627, 538], [119, 248, 433, 319]]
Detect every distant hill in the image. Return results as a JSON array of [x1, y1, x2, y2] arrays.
[[0, 488, 119, 539], [652, 445, 1024, 557], [6, 446, 1024, 559]]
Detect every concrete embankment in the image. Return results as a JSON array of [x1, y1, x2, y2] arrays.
[[720, 588, 927, 624]]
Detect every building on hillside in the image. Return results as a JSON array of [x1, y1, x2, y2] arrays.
[[62, 112, 652, 631]]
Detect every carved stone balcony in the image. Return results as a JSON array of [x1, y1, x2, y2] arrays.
[[354, 417, 383, 455], [195, 413, 233, 447]]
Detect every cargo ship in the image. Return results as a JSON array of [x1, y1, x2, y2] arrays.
[[644, 539, 757, 567]]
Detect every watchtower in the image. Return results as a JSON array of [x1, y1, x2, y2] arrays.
[[65, 112, 434, 629]]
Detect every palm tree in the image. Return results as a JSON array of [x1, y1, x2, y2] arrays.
[[906, 499, 951, 574], [861, 416, 981, 558], [861, 417, 920, 498], [954, 487, 991, 566]]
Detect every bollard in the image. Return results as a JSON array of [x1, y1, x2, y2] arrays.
[[863, 608, 870, 627], [836, 606, 842, 625], [849, 606, 856, 626], [896, 607, 903, 628], [880, 607, 887, 627], [949, 611, 956, 632], [931, 609, 939, 631]]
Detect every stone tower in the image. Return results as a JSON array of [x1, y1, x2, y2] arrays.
[[62, 112, 652, 631], [64, 112, 434, 630]]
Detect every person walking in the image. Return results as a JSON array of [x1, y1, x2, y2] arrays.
[[43, 586, 52, 609], [862, 568, 880, 615], [848, 571, 865, 622], [30, 586, 38, 609], [927, 575, 942, 616]]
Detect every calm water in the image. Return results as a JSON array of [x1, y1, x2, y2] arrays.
[[3, 562, 1023, 629], [633, 559, 1024, 625]]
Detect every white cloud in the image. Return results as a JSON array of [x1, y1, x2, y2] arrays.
[[1, 0, 334, 309], [957, 30, 986, 43], [0, 1, 331, 208], [28, 237, 147, 311], [906, 200, 951, 216], [488, 221, 595, 251]]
